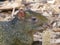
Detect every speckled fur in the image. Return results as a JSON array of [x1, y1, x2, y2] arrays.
[[0, 10, 48, 45]]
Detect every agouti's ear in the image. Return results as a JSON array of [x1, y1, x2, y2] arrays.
[[17, 10, 25, 19]]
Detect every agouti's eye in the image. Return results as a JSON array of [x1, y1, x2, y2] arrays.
[[32, 17, 36, 21], [32, 18, 36, 21]]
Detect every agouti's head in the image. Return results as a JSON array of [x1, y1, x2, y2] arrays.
[[17, 10, 48, 30]]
